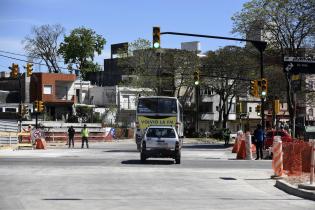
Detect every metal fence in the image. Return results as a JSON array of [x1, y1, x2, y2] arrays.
[[0, 120, 18, 145]]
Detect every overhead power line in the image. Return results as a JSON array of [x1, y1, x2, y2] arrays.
[[0, 54, 80, 71], [0, 49, 105, 67]]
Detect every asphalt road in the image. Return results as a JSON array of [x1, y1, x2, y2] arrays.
[[0, 141, 313, 210]]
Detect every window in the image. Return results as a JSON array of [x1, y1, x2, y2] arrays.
[[43, 85, 52, 94], [200, 88, 214, 96], [200, 102, 213, 113], [146, 128, 176, 138], [121, 95, 130, 109], [5, 108, 17, 113], [137, 98, 177, 114], [229, 103, 236, 113], [308, 108, 313, 117]]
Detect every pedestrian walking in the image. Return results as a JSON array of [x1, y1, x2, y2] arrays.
[[254, 124, 264, 160], [81, 124, 89, 149], [223, 128, 231, 146], [68, 126, 75, 148]]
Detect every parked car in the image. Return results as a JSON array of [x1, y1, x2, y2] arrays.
[[264, 129, 293, 149], [140, 126, 182, 164]]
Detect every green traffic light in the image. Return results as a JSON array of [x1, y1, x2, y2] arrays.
[[153, 42, 160, 49]]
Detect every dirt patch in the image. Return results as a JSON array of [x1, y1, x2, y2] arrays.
[[283, 173, 311, 186]]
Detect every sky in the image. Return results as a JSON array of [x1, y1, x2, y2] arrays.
[[0, 0, 249, 73]]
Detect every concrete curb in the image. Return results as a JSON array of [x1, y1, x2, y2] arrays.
[[275, 179, 315, 201]]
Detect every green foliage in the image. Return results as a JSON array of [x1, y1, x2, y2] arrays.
[[117, 38, 200, 97], [202, 46, 258, 128], [232, 0, 315, 126], [58, 27, 106, 79], [232, 0, 315, 55]]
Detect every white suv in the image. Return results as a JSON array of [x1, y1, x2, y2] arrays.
[[140, 126, 182, 164]]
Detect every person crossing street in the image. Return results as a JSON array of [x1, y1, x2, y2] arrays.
[[254, 124, 264, 160]]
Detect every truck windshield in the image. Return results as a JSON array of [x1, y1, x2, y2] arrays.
[[137, 98, 177, 114]]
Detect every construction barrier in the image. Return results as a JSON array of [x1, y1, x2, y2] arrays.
[[232, 131, 243, 153], [232, 138, 240, 153], [282, 140, 312, 176], [272, 136, 283, 177], [237, 140, 246, 159], [35, 138, 47, 149], [245, 132, 253, 160]]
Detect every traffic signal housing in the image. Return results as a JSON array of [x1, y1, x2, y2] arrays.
[[153, 26, 160, 49], [10, 63, 19, 78], [274, 99, 280, 115], [26, 63, 33, 77], [34, 100, 39, 112], [261, 78, 268, 97], [255, 104, 261, 115], [250, 80, 259, 97], [193, 70, 199, 85], [38, 100, 44, 113]]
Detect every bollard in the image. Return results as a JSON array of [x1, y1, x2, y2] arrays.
[[245, 132, 253, 160], [272, 136, 283, 178]]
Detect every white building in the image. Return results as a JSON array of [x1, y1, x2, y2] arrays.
[[89, 85, 153, 127]]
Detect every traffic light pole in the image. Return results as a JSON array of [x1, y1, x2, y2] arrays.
[[159, 31, 267, 132], [259, 48, 266, 132]]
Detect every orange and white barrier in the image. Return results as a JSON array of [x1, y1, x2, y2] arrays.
[[232, 137, 240, 153], [245, 132, 253, 160], [272, 136, 283, 177], [232, 131, 243, 153], [310, 140, 315, 184]]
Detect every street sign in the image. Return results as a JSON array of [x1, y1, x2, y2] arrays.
[[31, 129, 44, 141], [284, 57, 315, 74]]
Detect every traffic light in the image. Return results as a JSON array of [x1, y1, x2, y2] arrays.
[[23, 104, 29, 115], [193, 70, 199, 85], [261, 78, 268, 97], [153, 26, 160, 49], [34, 100, 39, 112], [38, 100, 44, 113], [26, 63, 33, 77], [250, 80, 258, 97], [18, 104, 23, 116], [10, 63, 19, 78], [274, 99, 280, 115], [255, 104, 261, 115]]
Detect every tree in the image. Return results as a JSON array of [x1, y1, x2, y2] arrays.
[[202, 46, 257, 128], [232, 0, 315, 136], [58, 27, 106, 80], [23, 24, 65, 73], [117, 38, 199, 101]]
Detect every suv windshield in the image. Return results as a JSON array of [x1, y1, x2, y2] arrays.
[[146, 128, 176, 138]]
